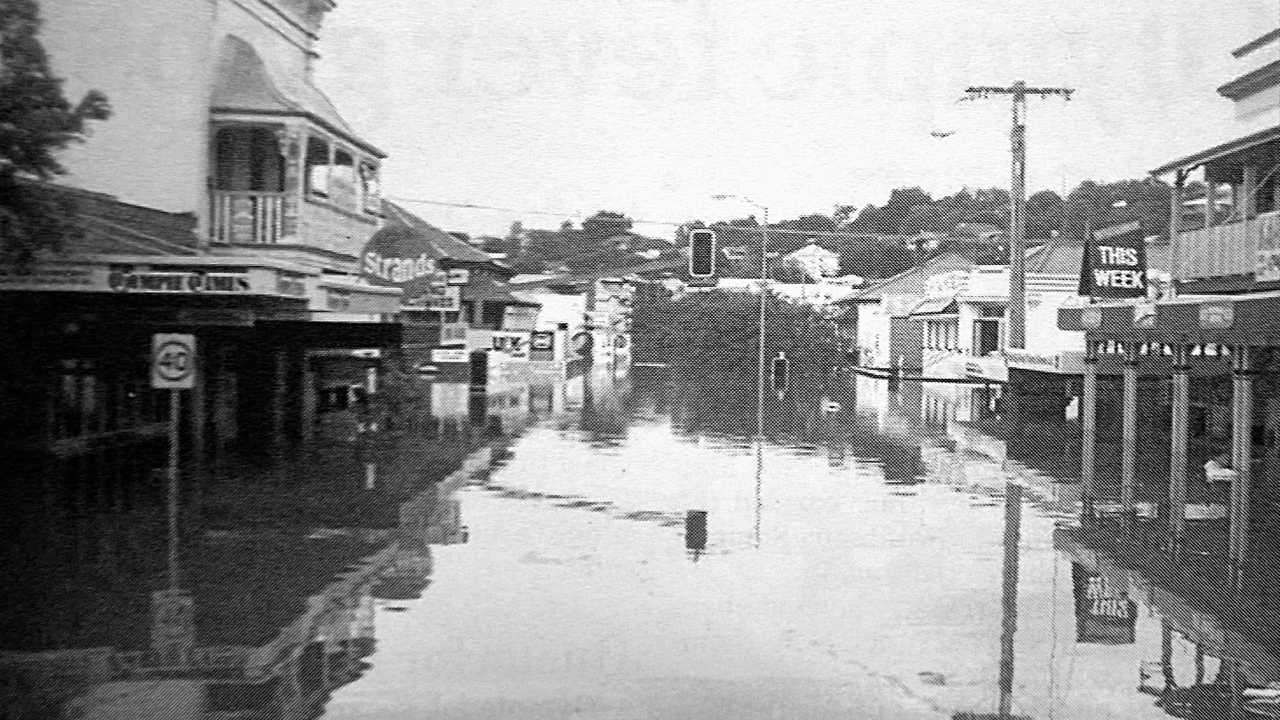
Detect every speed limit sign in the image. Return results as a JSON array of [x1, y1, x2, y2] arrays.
[[152, 333, 197, 389]]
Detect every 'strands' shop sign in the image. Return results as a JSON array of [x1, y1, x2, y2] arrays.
[[360, 225, 450, 304], [1078, 220, 1148, 299]]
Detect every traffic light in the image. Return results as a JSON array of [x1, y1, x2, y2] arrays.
[[688, 229, 716, 278], [771, 352, 789, 398]]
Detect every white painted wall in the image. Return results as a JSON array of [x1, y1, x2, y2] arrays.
[[41, 2, 216, 216]]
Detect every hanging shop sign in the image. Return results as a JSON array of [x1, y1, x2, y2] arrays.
[[1079, 221, 1147, 299]]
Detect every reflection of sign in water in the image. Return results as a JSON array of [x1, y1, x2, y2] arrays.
[[151, 589, 196, 663], [1071, 564, 1136, 644]]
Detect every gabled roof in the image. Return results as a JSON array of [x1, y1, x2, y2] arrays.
[[1024, 239, 1084, 275], [837, 252, 973, 303], [380, 202, 497, 264], [211, 35, 384, 158]]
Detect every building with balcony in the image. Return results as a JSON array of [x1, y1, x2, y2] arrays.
[[4, 1, 403, 492], [1057, 27, 1280, 586]]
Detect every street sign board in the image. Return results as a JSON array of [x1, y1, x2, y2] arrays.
[[151, 333, 196, 389]]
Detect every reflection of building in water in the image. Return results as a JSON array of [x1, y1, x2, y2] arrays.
[[3, 444, 487, 719], [430, 382, 471, 433], [1057, 526, 1280, 719]]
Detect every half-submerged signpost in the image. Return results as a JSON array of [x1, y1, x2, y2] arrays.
[[150, 332, 197, 665]]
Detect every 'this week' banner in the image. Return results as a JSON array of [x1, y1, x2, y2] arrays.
[[1079, 220, 1147, 299]]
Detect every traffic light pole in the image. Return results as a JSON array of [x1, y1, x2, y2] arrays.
[[755, 207, 769, 441], [965, 81, 1073, 349]]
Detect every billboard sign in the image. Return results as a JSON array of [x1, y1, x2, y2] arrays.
[[1079, 221, 1147, 299]]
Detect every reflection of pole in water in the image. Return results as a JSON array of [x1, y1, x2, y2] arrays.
[[754, 441, 763, 549], [998, 483, 1023, 719], [685, 509, 707, 562]]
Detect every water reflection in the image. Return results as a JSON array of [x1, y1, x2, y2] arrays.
[[12, 366, 1280, 719], [0, 377, 496, 719]]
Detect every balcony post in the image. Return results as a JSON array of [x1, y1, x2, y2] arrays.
[[1170, 170, 1185, 280], [276, 127, 304, 241], [1205, 179, 1217, 229], [1242, 165, 1257, 221]]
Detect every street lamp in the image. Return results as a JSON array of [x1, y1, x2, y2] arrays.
[[711, 193, 769, 441]]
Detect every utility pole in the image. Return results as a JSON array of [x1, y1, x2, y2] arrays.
[[965, 81, 1074, 349]]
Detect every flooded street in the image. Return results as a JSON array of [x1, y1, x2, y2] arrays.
[[4, 365, 1276, 719], [322, 371, 1217, 719]]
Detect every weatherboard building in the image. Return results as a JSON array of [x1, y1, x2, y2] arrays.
[[3, 1, 406, 492], [1057, 25, 1280, 583]]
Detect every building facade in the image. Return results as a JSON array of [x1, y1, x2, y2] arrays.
[[5, 1, 402, 492]]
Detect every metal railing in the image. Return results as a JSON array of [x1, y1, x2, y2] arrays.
[[211, 190, 285, 244]]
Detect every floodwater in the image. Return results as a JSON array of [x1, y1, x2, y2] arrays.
[[3, 364, 1278, 719]]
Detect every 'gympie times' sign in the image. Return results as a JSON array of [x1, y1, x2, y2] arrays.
[[1079, 220, 1147, 299]]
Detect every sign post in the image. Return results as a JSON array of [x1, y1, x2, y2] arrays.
[[152, 333, 196, 590]]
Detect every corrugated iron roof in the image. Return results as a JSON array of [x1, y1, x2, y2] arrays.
[[380, 202, 496, 264], [211, 35, 384, 157]]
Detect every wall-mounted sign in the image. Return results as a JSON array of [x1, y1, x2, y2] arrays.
[[410, 285, 460, 312], [1132, 301, 1157, 329], [491, 331, 530, 360], [276, 273, 308, 297], [447, 269, 470, 285], [110, 267, 252, 294], [1199, 301, 1234, 329], [1255, 213, 1280, 282], [1080, 306, 1103, 329], [360, 224, 444, 292], [430, 348, 469, 363], [1079, 221, 1147, 299]]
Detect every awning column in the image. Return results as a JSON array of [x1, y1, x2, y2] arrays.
[[1081, 339, 1099, 523], [1121, 342, 1140, 525], [1168, 344, 1191, 552], [1230, 345, 1255, 585]]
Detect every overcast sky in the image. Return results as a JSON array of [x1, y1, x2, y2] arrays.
[[315, 1, 1278, 239]]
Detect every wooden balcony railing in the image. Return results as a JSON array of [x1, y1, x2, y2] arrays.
[[1175, 210, 1280, 281], [210, 190, 285, 244]]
